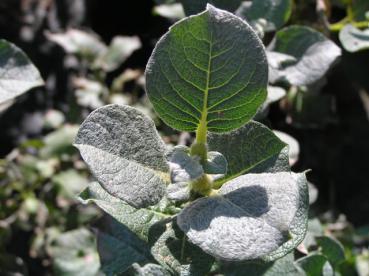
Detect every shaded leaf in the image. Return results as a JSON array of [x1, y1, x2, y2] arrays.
[[79, 182, 169, 241], [145, 5, 268, 133], [75, 104, 169, 208], [352, 0, 369, 21], [208, 121, 286, 183], [0, 39, 43, 105], [221, 253, 305, 276], [296, 253, 331, 276], [236, 0, 293, 32], [177, 172, 309, 261], [97, 216, 152, 275], [149, 218, 215, 275], [268, 26, 341, 86], [316, 236, 345, 267], [339, 24, 369, 53]]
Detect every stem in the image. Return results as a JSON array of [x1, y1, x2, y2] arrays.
[[330, 19, 369, 32]]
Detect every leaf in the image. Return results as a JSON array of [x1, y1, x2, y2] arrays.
[[145, 5, 268, 133], [316, 236, 345, 267], [47, 228, 100, 276], [352, 0, 369, 21], [273, 131, 300, 165], [296, 253, 332, 276], [52, 169, 89, 197], [0, 39, 44, 105], [179, 0, 243, 16], [154, 3, 186, 20], [339, 24, 369, 53], [39, 124, 79, 158], [208, 121, 286, 184], [221, 253, 305, 276], [97, 36, 142, 71], [46, 29, 107, 57], [268, 26, 341, 86], [149, 218, 215, 275], [75, 104, 169, 208], [177, 172, 309, 261], [96, 216, 152, 275], [250, 146, 290, 174], [236, 0, 293, 32], [79, 182, 169, 241], [129, 263, 171, 276]]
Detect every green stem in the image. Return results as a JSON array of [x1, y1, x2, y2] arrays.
[[330, 19, 369, 32]]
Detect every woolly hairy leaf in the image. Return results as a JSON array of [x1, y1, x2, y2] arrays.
[[339, 25, 369, 53], [0, 39, 43, 105], [268, 26, 341, 86], [145, 5, 268, 133], [221, 253, 305, 276], [177, 172, 309, 261], [179, 0, 243, 15], [97, 216, 152, 275], [149, 219, 215, 275], [129, 263, 171, 276], [74, 104, 169, 208], [236, 0, 293, 32], [208, 121, 286, 184], [79, 182, 169, 241]]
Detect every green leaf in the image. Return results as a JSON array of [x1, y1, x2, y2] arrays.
[[0, 39, 44, 105], [268, 26, 341, 86], [97, 216, 152, 275], [39, 124, 79, 158], [75, 104, 169, 208], [177, 172, 309, 261], [179, 0, 243, 15], [79, 182, 169, 241], [52, 169, 89, 198], [352, 0, 369, 21], [149, 218, 215, 275], [208, 121, 286, 184], [316, 236, 345, 267], [339, 24, 369, 53], [47, 228, 100, 276], [145, 5, 268, 133], [236, 0, 293, 32], [296, 253, 332, 276], [221, 253, 305, 276]]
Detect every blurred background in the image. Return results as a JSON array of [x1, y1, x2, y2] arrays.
[[0, 0, 369, 275]]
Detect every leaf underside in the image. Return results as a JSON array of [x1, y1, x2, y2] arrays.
[[145, 5, 268, 133], [177, 172, 309, 261], [0, 39, 44, 105], [74, 104, 169, 208], [268, 26, 341, 86]]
